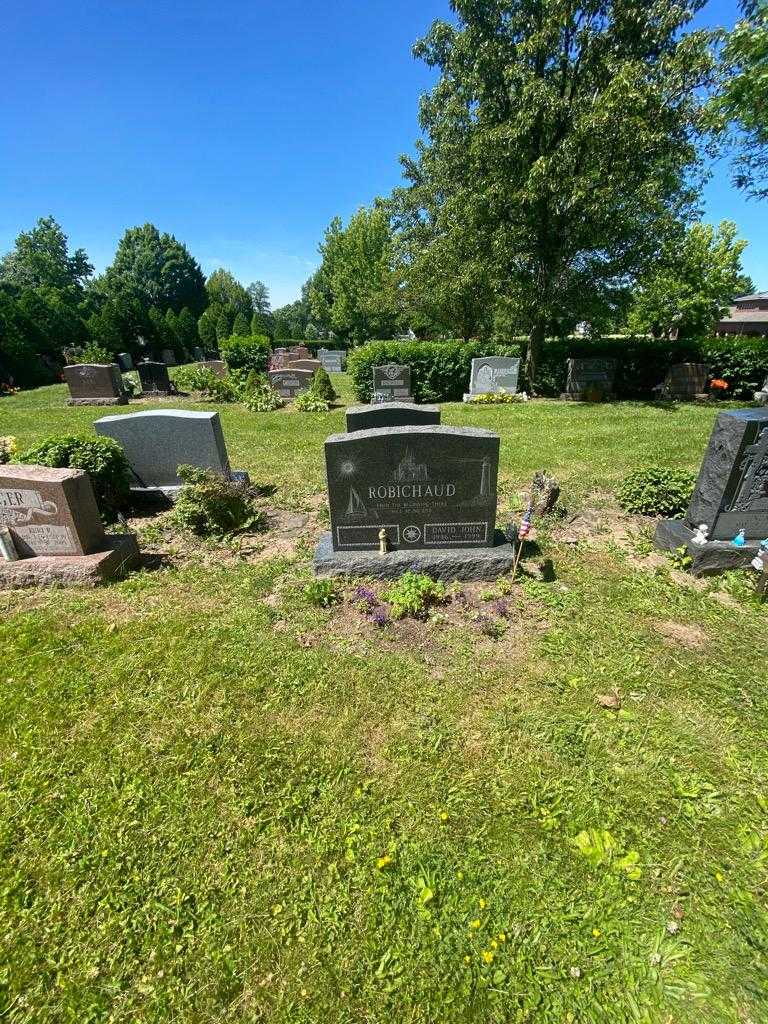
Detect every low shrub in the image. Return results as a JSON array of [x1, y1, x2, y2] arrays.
[[347, 341, 522, 403], [242, 376, 285, 412], [219, 334, 271, 373], [700, 336, 768, 398], [311, 366, 336, 402], [295, 390, 330, 412], [616, 466, 696, 517], [468, 391, 527, 404], [73, 342, 115, 365], [0, 436, 16, 464], [16, 434, 131, 520], [173, 365, 239, 402], [171, 466, 266, 537], [384, 572, 447, 619]]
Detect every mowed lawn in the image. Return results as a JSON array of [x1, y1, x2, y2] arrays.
[[1, 380, 767, 1023]]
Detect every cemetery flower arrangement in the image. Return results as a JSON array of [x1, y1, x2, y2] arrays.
[[616, 466, 696, 517], [170, 465, 266, 537], [16, 433, 131, 520], [0, 436, 16, 464], [709, 378, 729, 393]]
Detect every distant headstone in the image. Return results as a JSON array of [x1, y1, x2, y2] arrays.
[[289, 345, 311, 360], [192, 346, 204, 361], [318, 349, 346, 372], [268, 368, 314, 398], [288, 358, 321, 373], [137, 361, 172, 397], [314, 425, 515, 580], [117, 352, 134, 371], [270, 349, 289, 370], [161, 349, 177, 366], [660, 363, 710, 400], [95, 409, 246, 501], [199, 359, 227, 377], [464, 357, 521, 401], [0, 465, 139, 585], [63, 364, 127, 406], [372, 364, 413, 403], [561, 358, 617, 401], [754, 375, 768, 405], [346, 402, 440, 432], [655, 408, 768, 574]]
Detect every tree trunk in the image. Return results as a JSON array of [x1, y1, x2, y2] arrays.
[[526, 319, 546, 394]]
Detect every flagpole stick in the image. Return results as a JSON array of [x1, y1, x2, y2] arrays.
[[510, 529, 525, 583]]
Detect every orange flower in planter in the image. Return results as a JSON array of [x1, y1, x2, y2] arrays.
[[710, 379, 729, 391]]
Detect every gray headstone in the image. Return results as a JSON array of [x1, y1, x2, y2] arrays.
[[346, 402, 441, 432], [323, 425, 499, 552], [562, 358, 617, 400], [161, 349, 177, 366], [117, 352, 134, 371], [95, 410, 232, 492], [192, 346, 204, 361], [0, 465, 104, 557], [372, 364, 413, 403], [318, 349, 346, 372], [663, 363, 709, 399], [199, 359, 227, 378], [685, 408, 768, 540], [137, 361, 172, 396], [288, 359, 321, 373], [467, 357, 521, 397], [63, 364, 127, 406], [268, 369, 314, 398]]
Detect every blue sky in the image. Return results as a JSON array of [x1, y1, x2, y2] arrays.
[[1, 0, 763, 308]]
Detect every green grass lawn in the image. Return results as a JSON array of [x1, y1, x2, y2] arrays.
[[1, 381, 767, 1023]]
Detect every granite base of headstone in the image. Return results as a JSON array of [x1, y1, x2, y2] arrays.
[[268, 368, 314, 398], [655, 408, 768, 576], [463, 357, 521, 402], [346, 403, 440, 432], [137, 361, 173, 397], [63, 364, 128, 406], [313, 424, 514, 581], [95, 409, 248, 504], [0, 465, 139, 587], [372, 364, 414, 404], [560, 358, 617, 401]]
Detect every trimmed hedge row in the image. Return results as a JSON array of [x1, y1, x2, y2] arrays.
[[347, 341, 522, 403], [346, 336, 768, 400]]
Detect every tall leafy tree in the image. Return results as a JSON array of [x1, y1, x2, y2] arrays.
[[627, 221, 748, 338], [308, 205, 400, 341], [396, 0, 715, 386], [232, 312, 250, 336], [247, 280, 271, 316], [198, 307, 218, 348], [206, 269, 253, 319], [216, 309, 232, 342], [177, 307, 199, 352], [717, 0, 768, 199], [0, 216, 92, 296], [97, 224, 207, 317]]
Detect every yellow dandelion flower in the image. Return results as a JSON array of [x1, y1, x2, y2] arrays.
[[482, 950, 494, 964], [498, 933, 506, 943], [479, 898, 487, 909], [376, 855, 392, 870], [440, 811, 449, 822], [469, 919, 481, 930], [271, 904, 283, 916], [464, 955, 471, 964], [592, 928, 601, 938], [715, 871, 724, 883], [490, 939, 498, 949], [457, 871, 464, 880]]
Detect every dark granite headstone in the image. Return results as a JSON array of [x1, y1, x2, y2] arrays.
[[192, 346, 204, 361], [318, 349, 346, 372], [372, 364, 413, 403], [117, 352, 134, 371], [268, 368, 314, 398], [0, 465, 139, 586], [63, 364, 127, 406], [561, 358, 617, 401], [161, 349, 177, 366], [662, 363, 709, 400], [137, 361, 172, 396], [465, 357, 521, 400], [346, 403, 440, 432], [655, 408, 768, 574]]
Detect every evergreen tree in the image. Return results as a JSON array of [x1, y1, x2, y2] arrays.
[[232, 312, 250, 336], [198, 308, 218, 348], [216, 309, 232, 342]]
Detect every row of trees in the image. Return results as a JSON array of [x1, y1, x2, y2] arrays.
[[296, 0, 766, 386]]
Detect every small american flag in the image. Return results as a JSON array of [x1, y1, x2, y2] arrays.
[[517, 506, 533, 539]]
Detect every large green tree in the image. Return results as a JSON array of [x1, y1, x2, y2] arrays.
[[396, 0, 715, 386], [308, 205, 400, 342], [718, 0, 768, 199], [206, 268, 253, 319], [0, 216, 92, 296], [627, 221, 748, 338]]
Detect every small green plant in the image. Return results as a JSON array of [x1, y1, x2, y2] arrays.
[[243, 378, 285, 412], [669, 544, 694, 570], [73, 342, 115, 364], [468, 391, 526, 404], [616, 466, 696, 517], [303, 578, 341, 607], [571, 829, 642, 880], [173, 365, 238, 402], [170, 466, 266, 537], [17, 434, 131, 519], [0, 436, 16, 464], [384, 572, 447, 620], [295, 390, 330, 412]]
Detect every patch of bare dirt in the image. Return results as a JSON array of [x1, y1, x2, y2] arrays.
[[653, 619, 709, 649]]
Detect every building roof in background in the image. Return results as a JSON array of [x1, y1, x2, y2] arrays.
[[734, 292, 768, 302]]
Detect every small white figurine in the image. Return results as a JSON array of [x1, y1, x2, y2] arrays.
[[691, 523, 709, 546]]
